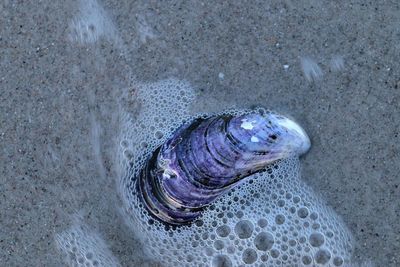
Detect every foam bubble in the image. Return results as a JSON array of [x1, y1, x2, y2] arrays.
[[234, 220, 254, 239], [216, 225, 231, 238], [309, 232, 325, 247], [212, 255, 232, 267], [117, 78, 355, 266], [254, 232, 274, 251], [242, 248, 258, 264], [315, 249, 332, 264]]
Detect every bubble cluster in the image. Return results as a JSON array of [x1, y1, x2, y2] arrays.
[[117, 78, 354, 266], [55, 216, 120, 267]]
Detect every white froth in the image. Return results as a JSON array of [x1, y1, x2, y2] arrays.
[[137, 15, 156, 44], [55, 215, 120, 267], [300, 57, 323, 82], [68, 0, 120, 45], [116, 78, 355, 266], [330, 55, 345, 72]]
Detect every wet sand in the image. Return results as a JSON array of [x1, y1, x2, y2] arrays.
[[1, 1, 399, 266]]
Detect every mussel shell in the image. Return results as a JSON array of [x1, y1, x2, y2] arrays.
[[136, 112, 310, 225]]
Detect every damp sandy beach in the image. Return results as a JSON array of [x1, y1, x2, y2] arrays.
[[1, 1, 399, 266]]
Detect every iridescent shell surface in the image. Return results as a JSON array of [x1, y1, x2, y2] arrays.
[[137, 112, 310, 225]]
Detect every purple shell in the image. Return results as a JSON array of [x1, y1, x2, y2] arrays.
[[136, 112, 310, 225]]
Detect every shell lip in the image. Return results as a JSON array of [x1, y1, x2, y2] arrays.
[[275, 116, 311, 155]]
